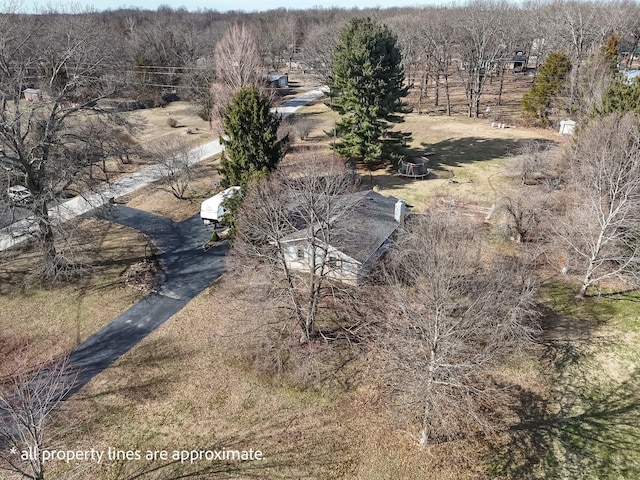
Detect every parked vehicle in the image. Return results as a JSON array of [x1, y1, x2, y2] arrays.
[[200, 186, 241, 226]]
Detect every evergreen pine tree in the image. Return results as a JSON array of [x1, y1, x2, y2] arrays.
[[329, 17, 411, 163], [219, 87, 288, 187], [522, 51, 571, 126], [599, 78, 640, 115], [601, 34, 620, 71]]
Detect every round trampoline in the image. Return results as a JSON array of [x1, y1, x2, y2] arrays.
[[398, 156, 429, 179]]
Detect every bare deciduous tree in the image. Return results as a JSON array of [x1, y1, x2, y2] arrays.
[[301, 21, 344, 84], [455, 1, 513, 118], [574, 47, 617, 119], [553, 113, 640, 297], [211, 23, 263, 125], [507, 140, 555, 185], [551, 1, 610, 110], [424, 9, 456, 116], [283, 115, 315, 141], [150, 139, 194, 199], [232, 154, 361, 343], [499, 190, 548, 243], [0, 12, 141, 279], [379, 213, 539, 446], [0, 354, 75, 480]]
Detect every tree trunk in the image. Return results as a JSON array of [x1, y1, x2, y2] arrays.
[[34, 200, 59, 278], [281, 251, 307, 341], [417, 69, 427, 114], [425, 72, 430, 111], [579, 225, 607, 297], [626, 36, 639, 70], [497, 65, 506, 106], [420, 345, 437, 447], [434, 72, 440, 107], [444, 72, 451, 116]]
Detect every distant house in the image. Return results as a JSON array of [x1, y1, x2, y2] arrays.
[[506, 51, 529, 73], [23, 88, 51, 102], [626, 70, 640, 85], [280, 190, 407, 285]]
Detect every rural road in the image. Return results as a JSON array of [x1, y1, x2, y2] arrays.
[[0, 87, 328, 252], [68, 206, 228, 395]]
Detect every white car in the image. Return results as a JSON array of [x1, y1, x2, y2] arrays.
[[8, 185, 32, 203]]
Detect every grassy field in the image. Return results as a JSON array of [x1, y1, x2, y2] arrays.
[[295, 100, 561, 210], [488, 282, 640, 479], [50, 275, 490, 480], [2, 83, 638, 479], [127, 101, 213, 149], [38, 270, 639, 479], [0, 219, 154, 373]]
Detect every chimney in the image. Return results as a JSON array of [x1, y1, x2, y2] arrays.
[[394, 199, 406, 225]]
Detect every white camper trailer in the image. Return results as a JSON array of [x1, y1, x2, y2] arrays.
[[200, 186, 241, 226]]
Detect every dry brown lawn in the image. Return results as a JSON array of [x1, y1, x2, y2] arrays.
[[0, 219, 154, 372], [129, 101, 213, 148], [123, 155, 221, 222], [52, 273, 495, 480], [294, 101, 564, 211]]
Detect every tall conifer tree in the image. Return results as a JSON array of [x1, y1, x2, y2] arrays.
[[219, 87, 288, 187], [329, 17, 410, 163], [522, 51, 571, 125]]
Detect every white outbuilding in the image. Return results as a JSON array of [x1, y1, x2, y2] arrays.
[[559, 119, 577, 135]]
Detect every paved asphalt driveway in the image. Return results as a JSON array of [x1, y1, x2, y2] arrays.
[[68, 206, 227, 395]]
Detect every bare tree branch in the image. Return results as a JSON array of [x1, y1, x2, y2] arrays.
[[377, 213, 539, 446], [0, 353, 76, 480], [552, 113, 640, 296], [232, 153, 361, 344]]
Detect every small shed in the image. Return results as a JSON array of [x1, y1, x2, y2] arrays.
[[23, 88, 42, 101], [23, 88, 50, 102], [559, 119, 577, 135], [266, 74, 288, 88]]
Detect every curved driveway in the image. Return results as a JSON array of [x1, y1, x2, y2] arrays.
[[8, 86, 328, 395], [68, 207, 227, 395]]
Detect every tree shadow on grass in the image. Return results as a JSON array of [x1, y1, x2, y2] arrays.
[[488, 290, 640, 479], [71, 337, 188, 404], [412, 137, 559, 170], [113, 418, 350, 479], [486, 278, 640, 479], [489, 369, 640, 479], [358, 137, 558, 194]]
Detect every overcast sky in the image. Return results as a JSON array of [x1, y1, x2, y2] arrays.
[[38, 0, 440, 13]]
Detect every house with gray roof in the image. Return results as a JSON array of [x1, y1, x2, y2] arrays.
[[279, 190, 407, 285]]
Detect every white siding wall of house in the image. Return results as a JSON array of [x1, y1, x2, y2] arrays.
[[282, 241, 360, 284]]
